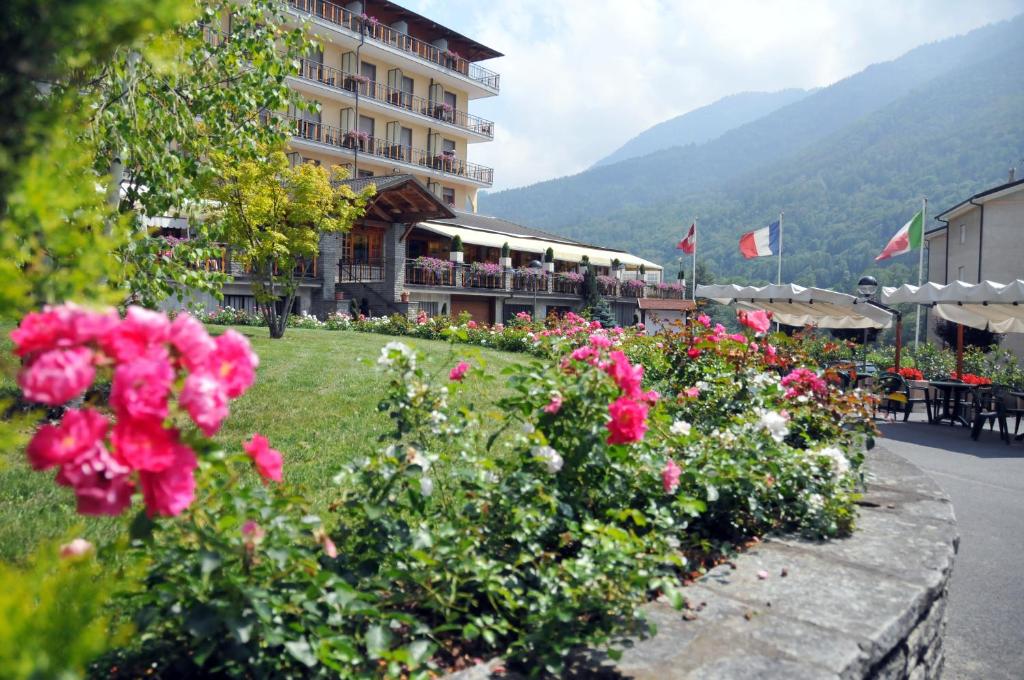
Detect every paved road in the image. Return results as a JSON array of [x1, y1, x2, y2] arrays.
[[877, 416, 1024, 680]]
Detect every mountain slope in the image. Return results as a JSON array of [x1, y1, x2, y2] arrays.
[[593, 89, 811, 167], [543, 44, 1024, 296], [479, 15, 1024, 235]]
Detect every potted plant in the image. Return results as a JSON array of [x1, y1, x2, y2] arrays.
[[543, 247, 555, 272], [612, 258, 622, 280], [579, 255, 590, 274], [499, 242, 512, 269], [400, 290, 410, 303], [449, 235, 464, 263]]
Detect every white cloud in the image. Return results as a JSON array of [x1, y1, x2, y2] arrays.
[[401, 0, 1024, 190]]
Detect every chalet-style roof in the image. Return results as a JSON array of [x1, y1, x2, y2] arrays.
[[638, 299, 697, 311], [432, 211, 590, 245], [369, 1, 502, 62], [339, 174, 454, 223]]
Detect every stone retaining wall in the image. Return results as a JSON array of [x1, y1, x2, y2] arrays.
[[453, 446, 959, 679]]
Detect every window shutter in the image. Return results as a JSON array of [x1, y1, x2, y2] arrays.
[[387, 68, 402, 91], [429, 83, 443, 104], [340, 107, 355, 130], [428, 132, 441, 155], [385, 121, 400, 146], [341, 51, 357, 74]]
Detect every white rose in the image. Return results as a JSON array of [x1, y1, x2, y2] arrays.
[[670, 420, 692, 437], [419, 477, 434, 497]]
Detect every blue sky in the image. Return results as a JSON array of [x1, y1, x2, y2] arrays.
[[397, 0, 1024, 191]]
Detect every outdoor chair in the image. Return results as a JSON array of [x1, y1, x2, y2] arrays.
[[992, 385, 1024, 438], [874, 374, 911, 421], [970, 387, 1015, 444], [904, 380, 933, 422]]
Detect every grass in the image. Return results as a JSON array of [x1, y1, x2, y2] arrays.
[[0, 326, 527, 562]]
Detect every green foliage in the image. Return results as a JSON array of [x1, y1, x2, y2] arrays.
[[544, 247, 554, 263], [501, 242, 510, 258], [208, 148, 373, 338], [451, 235, 463, 252], [479, 17, 1024, 295], [0, 540, 128, 679]]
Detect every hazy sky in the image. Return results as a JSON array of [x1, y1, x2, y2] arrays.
[[398, 0, 1024, 191]]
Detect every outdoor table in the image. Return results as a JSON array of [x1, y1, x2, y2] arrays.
[[928, 380, 976, 427]]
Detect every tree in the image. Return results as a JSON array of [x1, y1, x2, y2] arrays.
[[208, 149, 373, 338], [934, 319, 1000, 351], [685, 259, 715, 299], [73, 0, 312, 307], [582, 270, 615, 327]]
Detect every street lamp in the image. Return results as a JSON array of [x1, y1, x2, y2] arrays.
[[857, 275, 878, 298], [854, 274, 904, 372], [529, 259, 543, 319]]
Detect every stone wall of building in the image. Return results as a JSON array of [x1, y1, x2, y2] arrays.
[[450, 446, 958, 680]]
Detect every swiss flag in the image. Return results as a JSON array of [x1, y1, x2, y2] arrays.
[[677, 223, 696, 254]]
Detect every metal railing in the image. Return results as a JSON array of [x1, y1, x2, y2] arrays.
[[339, 258, 386, 282], [288, 0, 500, 91], [405, 259, 456, 287], [288, 116, 494, 185], [295, 59, 494, 138]]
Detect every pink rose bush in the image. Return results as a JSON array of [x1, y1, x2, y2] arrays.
[[12, 304, 279, 517], [737, 309, 773, 334]]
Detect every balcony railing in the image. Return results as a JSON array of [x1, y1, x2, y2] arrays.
[[288, 116, 494, 185], [339, 258, 386, 282], [295, 59, 495, 139], [405, 258, 456, 286], [288, 0, 500, 91]]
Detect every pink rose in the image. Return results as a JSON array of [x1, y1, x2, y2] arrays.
[[244, 433, 283, 483], [180, 372, 229, 436], [169, 313, 216, 371], [18, 347, 96, 405], [59, 538, 94, 559], [571, 345, 596, 363], [111, 417, 178, 472], [110, 354, 174, 420], [26, 408, 109, 471], [10, 304, 117, 357], [207, 330, 258, 398], [100, 306, 171, 362], [738, 309, 772, 334], [684, 387, 700, 398], [55, 443, 134, 516], [729, 333, 747, 343], [662, 459, 682, 493], [543, 393, 563, 414], [467, 320, 478, 329], [449, 361, 470, 382], [241, 520, 265, 541], [687, 347, 701, 359], [138, 443, 198, 517], [605, 351, 644, 399], [697, 314, 711, 327], [606, 397, 649, 445], [588, 333, 612, 349]]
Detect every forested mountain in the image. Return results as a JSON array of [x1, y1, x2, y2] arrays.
[[478, 16, 1024, 293], [593, 89, 811, 167]]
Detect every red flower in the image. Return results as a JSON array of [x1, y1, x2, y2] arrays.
[[111, 417, 178, 472], [138, 443, 198, 517], [606, 397, 649, 445], [10, 304, 117, 358], [449, 361, 470, 382], [110, 354, 174, 420], [55, 443, 134, 516], [605, 350, 644, 399], [244, 433, 283, 483], [169, 313, 216, 372], [100, 306, 171, 362], [18, 347, 96, 406], [206, 330, 259, 398], [26, 408, 109, 471]]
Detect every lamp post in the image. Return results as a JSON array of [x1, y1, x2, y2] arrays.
[[529, 259, 543, 320], [856, 275, 904, 372]]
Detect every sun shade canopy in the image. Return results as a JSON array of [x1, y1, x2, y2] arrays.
[[416, 222, 662, 271], [697, 283, 893, 329], [881, 280, 1024, 333]]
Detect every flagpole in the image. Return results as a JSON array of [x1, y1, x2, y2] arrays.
[[915, 197, 926, 349], [691, 218, 698, 300], [776, 211, 784, 285]]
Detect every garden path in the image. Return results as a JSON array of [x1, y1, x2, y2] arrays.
[[878, 417, 1024, 680]]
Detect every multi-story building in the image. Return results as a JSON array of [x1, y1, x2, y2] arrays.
[[925, 172, 1024, 356], [283, 0, 499, 213], [175, 1, 678, 325]]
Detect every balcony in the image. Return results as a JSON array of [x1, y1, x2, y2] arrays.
[[288, 116, 494, 185], [294, 59, 494, 139], [339, 258, 386, 282], [288, 0, 500, 92]]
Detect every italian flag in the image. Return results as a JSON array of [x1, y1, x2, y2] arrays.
[[875, 210, 923, 261]]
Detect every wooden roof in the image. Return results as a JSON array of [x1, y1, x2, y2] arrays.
[[341, 174, 455, 224], [637, 299, 696, 311]]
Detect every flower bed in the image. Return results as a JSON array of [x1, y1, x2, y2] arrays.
[[10, 305, 874, 677]]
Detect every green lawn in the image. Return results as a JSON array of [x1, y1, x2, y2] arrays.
[[0, 326, 526, 562]]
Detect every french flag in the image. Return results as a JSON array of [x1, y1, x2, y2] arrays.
[[739, 220, 780, 259]]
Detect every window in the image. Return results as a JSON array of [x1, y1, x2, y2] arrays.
[[418, 301, 440, 318], [401, 126, 412, 150], [401, 76, 414, 109], [343, 228, 383, 264], [959, 224, 966, 244], [357, 169, 374, 178], [957, 265, 965, 281], [224, 295, 258, 314], [443, 91, 457, 110], [359, 115, 375, 140], [442, 187, 455, 206], [442, 138, 456, 155], [360, 62, 377, 98]]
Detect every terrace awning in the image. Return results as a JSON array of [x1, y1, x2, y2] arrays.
[[415, 222, 662, 271], [881, 280, 1024, 333], [697, 283, 893, 329]]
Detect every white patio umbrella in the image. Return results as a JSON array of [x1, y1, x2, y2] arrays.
[[881, 280, 1024, 374], [697, 283, 894, 329]]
